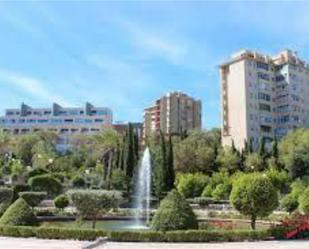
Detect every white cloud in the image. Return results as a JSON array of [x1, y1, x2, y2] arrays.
[[121, 21, 187, 65], [0, 70, 72, 106]]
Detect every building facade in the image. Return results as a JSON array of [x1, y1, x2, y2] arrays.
[[220, 49, 309, 150], [143, 92, 202, 140], [0, 102, 113, 150]]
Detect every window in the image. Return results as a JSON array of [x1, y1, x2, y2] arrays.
[[38, 119, 48, 123], [256, 62, 269, 71], [257, 72, 270, 81], [258, 92, 271, 101], [259, 103, 271, 112]]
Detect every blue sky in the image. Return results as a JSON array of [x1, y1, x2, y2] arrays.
[[0, 1, 309, 128]]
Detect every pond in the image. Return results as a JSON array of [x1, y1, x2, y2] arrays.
[[40, 219, 149, 231]]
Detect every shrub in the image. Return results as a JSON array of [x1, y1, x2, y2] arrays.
[[54, 194, 69, 210], [12, 184, 30, 201], [281, 194, 298, 214], [0, 188, 14, 216], [266, 168, 290, 194], [25, 167, 49, 181], [19, 192, 47, 208], [109, 229, 270, 242], [28, 174, 62, 196], [110, 169, 127, 191], [151, 190, 198, 231], [68, 189, 122, 229], [201, 184, 213, 197], [71, 175, 86, 188], [176, 173, 208, 198], [211, 183, 231, 201], [230, 173, 278, 230], [187, 197, 213, 207], [0, 225, 37, 238], [0, 198, 36, 226], [299, 187, 309, 215], [36, 227, 108, 241]]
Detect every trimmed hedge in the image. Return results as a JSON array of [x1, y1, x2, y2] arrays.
[[110, 229, 271, 242], [0, 198, 37, 226], [0, 225, 271, 242], [36, 227, 109, 241], [19, 192, 47, 208]]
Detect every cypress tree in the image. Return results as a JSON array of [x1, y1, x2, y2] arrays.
[[258, 137, 265, 157], [166, 134, 175, 191], [271, 138, 278, 159], [248, 138, 254, 153], [124, 123, 136, 179], [231, 139, 237, 153]]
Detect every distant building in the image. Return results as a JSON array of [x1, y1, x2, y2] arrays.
[[0, 102, 113, 150], [220, 49, 309, 150], [143, 92, 202, 140]]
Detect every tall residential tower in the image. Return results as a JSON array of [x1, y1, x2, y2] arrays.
[[220, 49, 309, 150], [143, 92, 202, 140]]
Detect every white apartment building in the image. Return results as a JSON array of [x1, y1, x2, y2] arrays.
[[220, 49, 309, 150]]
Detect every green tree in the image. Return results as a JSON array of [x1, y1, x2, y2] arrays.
[[68, 189, 122, 229], [174, 130, 218, 174], [216, 147, 242, 173], [299, 187, 309, 215], [230, 173, 278, 230], [176, 173, 209, 198], [244, 153, 265, 172], [279, 129, 309, 179], [166, 134, 175, 191], [153, 131, 168, 198]]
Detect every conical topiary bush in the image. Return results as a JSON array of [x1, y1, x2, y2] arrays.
[[0, 198, 36, 226], [151, 190, 198, 231]]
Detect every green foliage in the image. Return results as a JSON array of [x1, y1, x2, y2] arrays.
[[281, 194, 299, 214], [211, 183, 231, 201], [0, 198, 36, 225], [174, 130, 220, 173], [166, 134, 175, 191], [71, 175, 86, 188], [0, 188, 13, 216], [54, 194, 69, 210], [230, 173, 278, 229], [68, 189, 122, 229], [201, 171, 232, 200], [279, 129, 309, 179], [110, 229, 270, 242], [299, 187, 309, 214], [0, 225, 37, 237], [216, 147, 242, 173], [176, 173, 208, 198], [12, 184, 30, 202], [152, 131, 168, 198], [25, 167, 49, 181], [266, 168, 290, 194], [110, 169, 127, 191], [19, 191, 46, 208], [151, 190, 198, 231], [244, 153, 265, 172], [28, 174, 63, 196]]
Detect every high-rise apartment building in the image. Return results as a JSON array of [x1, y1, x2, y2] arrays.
[[143, 92, 202, 140], [220, 49, 309, 150], [0, 102, 113, 150]]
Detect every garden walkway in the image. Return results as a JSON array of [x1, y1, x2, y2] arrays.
[[1, 237, 309, 249]]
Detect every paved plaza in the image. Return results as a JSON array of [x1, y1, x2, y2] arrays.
[[0, 237, 309, 249]]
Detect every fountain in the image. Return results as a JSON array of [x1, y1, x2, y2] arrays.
[[133, 147, 152, 228]]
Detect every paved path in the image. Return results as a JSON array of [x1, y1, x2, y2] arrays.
[[0, 237, 309, 249]]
